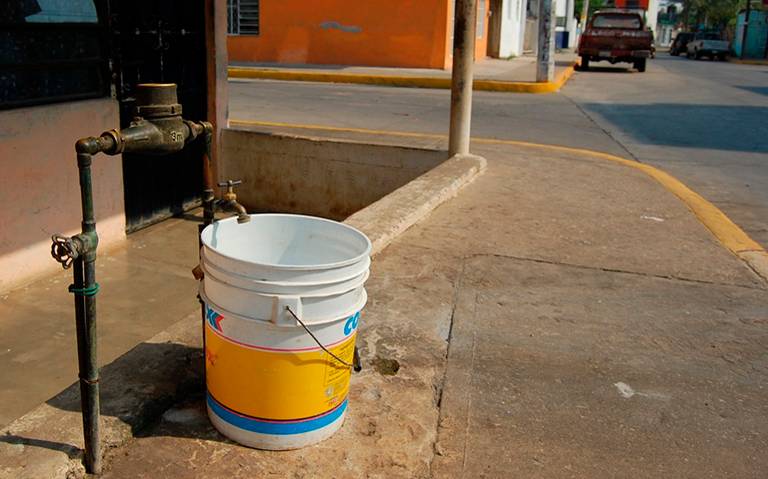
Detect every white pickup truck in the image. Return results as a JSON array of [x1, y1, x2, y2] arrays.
[[686, 32, 730, 61]]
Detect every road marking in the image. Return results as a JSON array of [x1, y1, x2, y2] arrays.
[[228, 119, 768, 281]]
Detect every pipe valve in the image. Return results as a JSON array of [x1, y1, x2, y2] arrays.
[[51, 234, 79, 269]]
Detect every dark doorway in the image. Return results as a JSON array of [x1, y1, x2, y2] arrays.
[[105, 1, 207, 232], [488, 0, 503, 58]]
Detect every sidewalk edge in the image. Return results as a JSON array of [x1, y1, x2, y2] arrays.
[[228, 63, 578, 94], [346, 153, 487, 256], [728, 58, 768, 66]]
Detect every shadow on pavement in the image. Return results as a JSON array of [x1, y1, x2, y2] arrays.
[[582, 103, 768, 153], [735, 86, 768, 97], [0, 341, 209, 457], [578, 66, 634, 73]]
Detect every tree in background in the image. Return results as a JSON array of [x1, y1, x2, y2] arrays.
[[574, 0, 606, 23], [682, 0, 748, 32]]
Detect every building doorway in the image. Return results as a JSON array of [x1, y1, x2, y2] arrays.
[[105, 0, 208, 232]]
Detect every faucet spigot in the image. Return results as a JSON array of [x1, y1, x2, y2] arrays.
[[216, 180, 250, 224]]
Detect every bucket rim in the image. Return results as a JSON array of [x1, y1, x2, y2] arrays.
[[200, 248, 370, 286], [201, 214, 372, 271], [201, 260, 370, 294]]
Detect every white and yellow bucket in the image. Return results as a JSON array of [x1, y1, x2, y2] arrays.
[[199, 214, 371, 450]]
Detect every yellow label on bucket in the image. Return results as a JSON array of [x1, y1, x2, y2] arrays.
[[205, 323, 356, 421]]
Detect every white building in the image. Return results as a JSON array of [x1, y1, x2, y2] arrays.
[[654, 0, 683, 46], [488, 0, 528, 57], [556, 0, 578, 48], [504, 0, 578, 55]]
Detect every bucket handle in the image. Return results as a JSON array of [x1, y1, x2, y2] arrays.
[[285, 306, 355, 369]]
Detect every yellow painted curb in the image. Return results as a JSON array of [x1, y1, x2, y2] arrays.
[[229, 118, 768, 281], [228, 62, 578, 94], [728, 58, 768, 66]]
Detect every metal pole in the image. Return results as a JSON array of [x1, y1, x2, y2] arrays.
[[740, 0, 751, 60], [449, 0, 478, 156], [75, 152, 101, 475], [581, 0, 589, 33], [537, 0, 556, 82]]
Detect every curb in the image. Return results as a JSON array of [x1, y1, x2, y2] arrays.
[[727, 58, 768, 66], [346, 153, 487, 256], [229, 120, 768, 283], [228, 63, 578, 94]]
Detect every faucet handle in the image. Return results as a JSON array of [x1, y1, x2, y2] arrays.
[[217, 179, 242, 201], [217, 179, 242, 188]]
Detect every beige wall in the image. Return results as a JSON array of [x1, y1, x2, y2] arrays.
[[221, 129, 446, 220], [0, 98, 126, 293]]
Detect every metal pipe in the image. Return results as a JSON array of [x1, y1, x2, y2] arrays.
[[537, 0, 556, 82], [50, 83, 215, 475], [75, 151, 101, 474], [449, 0, 478, 157]]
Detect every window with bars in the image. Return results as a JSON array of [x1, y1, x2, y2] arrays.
[[0, 0, 109, 109], [227, 0, 260, 35]]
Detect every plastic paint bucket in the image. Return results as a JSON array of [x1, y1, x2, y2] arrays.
[[200, 214, 371, 450]]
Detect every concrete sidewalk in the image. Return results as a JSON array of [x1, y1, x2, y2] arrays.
[[229, 52, 578, 93], [0, 215, 202, 429], [87, 140, 768, 477]]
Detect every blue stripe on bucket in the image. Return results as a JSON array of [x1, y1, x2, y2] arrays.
[[207, 393, 347, 435]]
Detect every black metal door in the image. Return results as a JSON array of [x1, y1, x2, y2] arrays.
[[105, 0, 207, 232]]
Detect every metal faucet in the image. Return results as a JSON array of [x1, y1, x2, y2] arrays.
[[205, 179, 250, 225]]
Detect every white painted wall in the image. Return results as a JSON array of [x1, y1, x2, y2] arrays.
[[498, 0, 527, 57], [646, 0, 659, 36], [554, 0, 578, 48]]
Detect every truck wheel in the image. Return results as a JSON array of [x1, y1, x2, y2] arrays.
[[580, 56, 589, 71], [635, 59, 646, 72], [686, 50, 692, 59]]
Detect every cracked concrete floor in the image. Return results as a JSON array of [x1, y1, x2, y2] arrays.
[[101, 143, 767, 478]]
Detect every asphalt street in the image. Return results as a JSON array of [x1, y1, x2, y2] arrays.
[[229, 54, 768, 246]]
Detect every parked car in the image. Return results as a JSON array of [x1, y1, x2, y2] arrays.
[[669, 32, 694, 56], [577, 10, 654, 72], [686, 32, 729, 60]]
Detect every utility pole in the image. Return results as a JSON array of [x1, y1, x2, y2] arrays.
[[740, 0, 751, 59], [537, 0, 556, 82], [581, 0, 590, 32], [449, 0, 478, 156]]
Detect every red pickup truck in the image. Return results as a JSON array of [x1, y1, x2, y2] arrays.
[[577, 11, 653, 72]]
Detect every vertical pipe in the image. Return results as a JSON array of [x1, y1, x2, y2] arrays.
[[581, 0, 589, 31], [75, 152, 101, 475], [537, 0, 556, 82], [449, 0, 478, 157]]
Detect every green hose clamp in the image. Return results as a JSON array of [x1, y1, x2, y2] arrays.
[[68, 283, 100, 297]]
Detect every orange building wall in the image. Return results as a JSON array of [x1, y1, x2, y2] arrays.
[[228, 0, 454, 69], [475, 0, 490, 60]]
